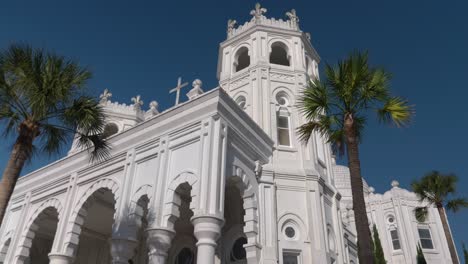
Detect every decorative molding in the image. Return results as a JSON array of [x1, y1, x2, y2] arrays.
[[269, 72, 295, 82]]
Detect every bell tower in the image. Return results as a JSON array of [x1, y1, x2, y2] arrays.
[[217, 4, 330, 173]]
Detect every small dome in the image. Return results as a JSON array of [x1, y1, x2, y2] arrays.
[[333, 165, 370, 198]]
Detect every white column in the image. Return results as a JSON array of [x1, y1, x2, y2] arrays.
[[48, 253, 74, 264], [192, 214, 224, 264], [146, 227, 175, 264], [110, 238, 138, 264]]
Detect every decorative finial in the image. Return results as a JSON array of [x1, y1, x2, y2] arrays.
[[369, 186, 375, 193], [285, 9, 300, 29], [131, 95, 144, 111], [227, 19, 237, 36], [250, 3, 267, 22], [100, 89, 112, 103], [305, 32, 311, 41], [192, 79, 202, 89], [391, 180, 400, 188], [149, 100, 159, 114], [186, 79, 204, 100]]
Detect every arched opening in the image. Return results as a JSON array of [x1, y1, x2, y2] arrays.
[[221, 177, 247, 264], [270, 42, 290, 66], [168, 183, 197, 264], [234, 47, 250, 72], [130, 195, 150, 264], [74, 188, 116, 263], [0, 238, 10, 264], [103, 123, 119, 138], [28, 207, 60, 264]]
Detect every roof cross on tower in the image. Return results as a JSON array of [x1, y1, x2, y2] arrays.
[[169, 77, 189, 106]]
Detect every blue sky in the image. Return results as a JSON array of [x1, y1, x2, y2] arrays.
[[1, 0, 467, 258]]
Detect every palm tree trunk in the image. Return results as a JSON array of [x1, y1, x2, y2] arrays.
[[344, 114, 374, 264], [0, 123, 36, 226], [437, 206, 460, 264]]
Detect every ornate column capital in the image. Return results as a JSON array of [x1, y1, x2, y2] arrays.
[[191, 214, 224, 264], [48, 252, 75, 264], [146, 227, 176, 262]]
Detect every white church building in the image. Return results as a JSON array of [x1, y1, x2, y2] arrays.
[[0, 4, 456, 264]]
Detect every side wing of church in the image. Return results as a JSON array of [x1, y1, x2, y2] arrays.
[[0, 4, 456, 264]]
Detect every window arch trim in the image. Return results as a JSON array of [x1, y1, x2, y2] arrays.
[[232, 44, 251, 73]]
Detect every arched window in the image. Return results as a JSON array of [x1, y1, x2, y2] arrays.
[[175, 247, 195, 264], [234, 47, 250, 72], [270, 42, 290, 66], [235, 95, 247, 110], [102, 123, 119, 138], [276, 92, 291, 146], [230, 237, 247, 262]]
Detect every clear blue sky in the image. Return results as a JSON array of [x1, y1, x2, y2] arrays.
[[1, 0, 467, 258]]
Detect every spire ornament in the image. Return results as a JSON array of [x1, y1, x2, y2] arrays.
[[227, 19, 237, 37], [250, 3, 267, 22], [149, 100, 159, 115], [131, 95, 144, 111], [286, 9, 299, 29], [100, 89, 112, 103]]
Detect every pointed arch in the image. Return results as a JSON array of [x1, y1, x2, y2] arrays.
[[61, 178, 119, 257], [13, 198, 63, 263], [162, 171, 199, 229], [228, 164, 260, 263]]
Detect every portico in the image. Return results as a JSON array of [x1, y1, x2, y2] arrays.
[[0, 88, 273, 264]]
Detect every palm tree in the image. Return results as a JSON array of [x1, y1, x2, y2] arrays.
[[0, 44, 109, 225], [298, 51, 412, 263], [412, 171, 468, 264]]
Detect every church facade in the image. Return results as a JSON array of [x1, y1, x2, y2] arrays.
[[0, 4, 456, 264]]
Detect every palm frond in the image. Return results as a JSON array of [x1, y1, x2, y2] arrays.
[[298, 80, 330, 120], [414, 206, 429, 222], [328, 128, 346, 157], [38, 123, 69, 156], [76, 133, 111, 163], [377, 96, 413, 127], [446, 198, 468, 212]]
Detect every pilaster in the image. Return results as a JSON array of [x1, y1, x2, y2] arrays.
[[258, 165, 278, 264]]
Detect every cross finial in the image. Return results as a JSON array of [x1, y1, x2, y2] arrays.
[[250, 3, 267, 21], [131, 95, 144, 111], [100, 89, 112, 103], [286, 9, 300, 29], [169, 77, 189, 106]]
